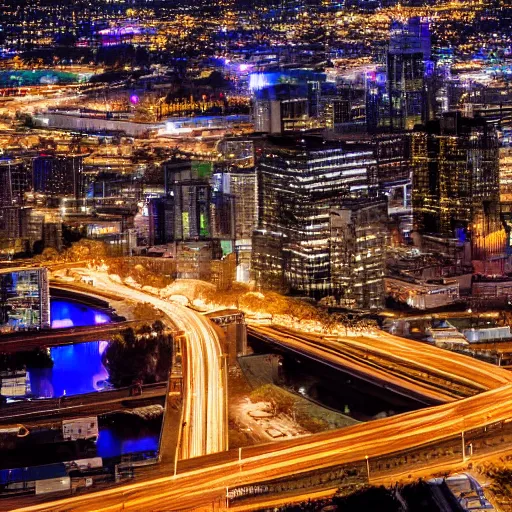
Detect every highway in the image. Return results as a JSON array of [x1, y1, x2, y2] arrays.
[[6, 281, 512, 511], [249, 324, 512, 398], [249, 325, 458, 404], [75, 271, 228, 459], [10, 382, 512, 512], [349, 329, 512, 391]]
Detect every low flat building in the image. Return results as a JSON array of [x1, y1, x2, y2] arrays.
[[472, 277, 512, 302], [385, 276, 459, 310], [426, 320, 469, 349]]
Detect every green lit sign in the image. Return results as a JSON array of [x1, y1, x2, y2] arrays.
[[220, 240, 233, 256], [182, 212, 189, 239], [200, 213, 209, 237], [192, 161, 213, 178]]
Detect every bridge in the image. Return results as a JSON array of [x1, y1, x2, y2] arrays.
[[0, 382, 167, 426], [249, 325, 458, 404], [248, 324, 505, 400], [8, 383, 512, 511], [0, 321, 145, 354]]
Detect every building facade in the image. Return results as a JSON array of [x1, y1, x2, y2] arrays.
[[252, 135, 386, 308], [0, 267, 50, 332], [412, 112, 505, 273], [387, 17, 432, 131]]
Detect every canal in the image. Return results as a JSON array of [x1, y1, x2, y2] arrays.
[[2, 297, 162, 469]]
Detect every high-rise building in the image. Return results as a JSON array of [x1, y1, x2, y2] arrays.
[[252, 135, 386, 307], [210, 190, 235, 240], [500, 147, 512, 203], [330, 199, 388, 310], [499, 147, 512, 264], [412, 112, 505, 273], [163, 158, 213, 241], [253, 84, 309, 134], [148, 196, 174, 246], [365, 68, 389, 133], [0, 158, 31, 207], [0, 161, 13, 209], [387, 17, 432, 131], [0, 206, 28, 244], [33, 154, 84, 200], [0, 267, 50, 331], [214, 138, 259, 281], [211, 168, 257, 242]]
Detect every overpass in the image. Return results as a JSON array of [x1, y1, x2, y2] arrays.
[[9, 382, 512, 512], [248, 324, 506, 401], [6, 270, 512, 511], [0, 321, 145, 354], [249, 325, 459, 404], [0, 382, 167, 426]]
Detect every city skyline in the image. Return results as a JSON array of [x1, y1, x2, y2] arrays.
[[0, 1, 512, 510]]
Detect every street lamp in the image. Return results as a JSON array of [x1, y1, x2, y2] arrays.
[[365, 455, 370, 483]]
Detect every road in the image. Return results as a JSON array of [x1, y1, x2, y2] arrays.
[[347, 329, 512, 391], [6, 281, 512, 511], [0, 383, 167, 426], [0, 321, 144, 354], [11, 271, 512, 512], [10, 382, 512, 512], [249, 324, 512, 398], [76, 271, 228, 459], [249, 325, 458, 404]]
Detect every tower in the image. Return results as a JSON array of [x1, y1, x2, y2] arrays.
[[387, 17, 431, 131]]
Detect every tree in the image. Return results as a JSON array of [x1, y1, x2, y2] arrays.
[[103, 327, 173, 388], [64, 239, 108, 263], [33, 247, 60, 263], [152, 320, 165, 333]]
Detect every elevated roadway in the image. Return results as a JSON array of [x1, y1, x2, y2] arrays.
[[68, 271, 228, 459], [346, 329, 512, 391], [249, 324, 512, 400], [7, 272, 512, 511], [249, 325, 458, 404], [0, 321, 144, 354], [0, 382, 167, 426], [10, 382, 512, 512]]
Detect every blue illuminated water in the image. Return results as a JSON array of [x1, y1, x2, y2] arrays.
[[50, 298, 111, 329], [24, 298, 160, 462], [27, 299, 112, 398], [97, 424, 159, 459], [28, 340, 110, 398]]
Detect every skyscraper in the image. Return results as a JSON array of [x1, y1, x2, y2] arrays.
[[253, 84, 309, 134], [252, 135, 386, 307], [330, 199, 388, 310], [0, 158, 30, 207], [412, 112, 505, 273], [164, 158, 213, 241], [387, 17, 431, 131], [33, 154, 84, 200]]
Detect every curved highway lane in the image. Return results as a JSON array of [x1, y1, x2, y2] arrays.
[[82, 271, 227, 459]]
